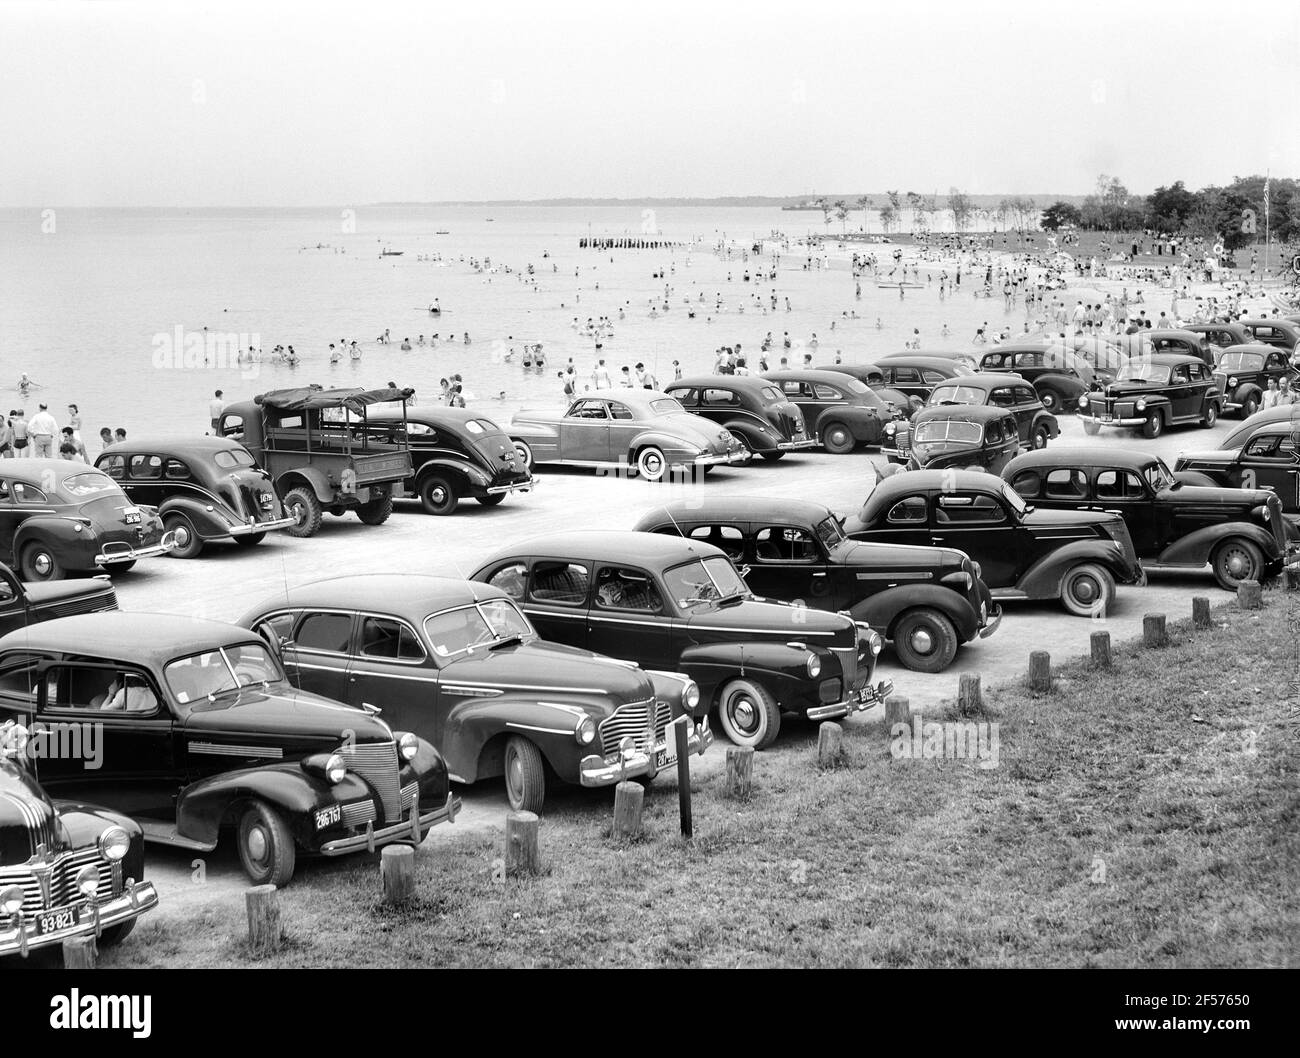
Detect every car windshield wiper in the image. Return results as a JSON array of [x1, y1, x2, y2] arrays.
[[715, 591, 748, 606], [207, 684, 246, 703], [487, 634, 523, 650], [678, 594, 718, 608]]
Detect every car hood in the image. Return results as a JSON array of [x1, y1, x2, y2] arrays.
[[181, 684, 394, 746], [21, 578, 116, 608], [1159, 485, 1275, 509], [1022, 506, 1114, 529], [828, 539, 954, 569], [909, 438, 979, 464], [682, 597, 856, 644], [441, 638, 655, 702], [1102, 380, 1166, 397], [1174, 448, 1236, 467]]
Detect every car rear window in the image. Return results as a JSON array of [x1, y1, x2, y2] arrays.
[[213, 448, 256, 469]]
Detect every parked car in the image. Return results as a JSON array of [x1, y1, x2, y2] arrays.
[[0, 614, 460, 886], [219, 385, 415, 537], [0, 460, 174, 582], [632, 497, 1000, 673], [976, 344, 1092, 411], [361, 407, 534, 516], [1144, 329, 1217, 367], [238, 575, 710, 812], [1238, 318, 1300, 356], [1184, 321, 1253, 360], [1175, 420, 1300, 537], [872, 355, 977, 406], [662, 375, 816, 461], [0, 721, 158, 959], [761, 369, 898, 452], [896, 405, 1024, 474], [884, 374, 1058, 462], [1077, 353, 1223, 438], [94, 436, 297, 559], [1210, 345, 1299, 418], [1044, 335, 1127, 383], [815, 363, 916, 417], [0, 561, 117, 639], [842, 470, 1144, 616], [469, 532, 891, 749], [509, 390, 750, 480], [1003, 448, 1286, 590], [1216, 404, 1300, 452]]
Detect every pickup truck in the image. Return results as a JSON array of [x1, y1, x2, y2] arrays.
[[0, 562, 117, 636]]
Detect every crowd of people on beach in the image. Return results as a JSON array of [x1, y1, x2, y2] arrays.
[[0, 400, 122, 461]]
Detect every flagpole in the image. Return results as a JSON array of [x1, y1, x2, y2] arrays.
[[1264, 170, 1270, 285]]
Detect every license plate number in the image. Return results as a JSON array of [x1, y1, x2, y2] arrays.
[[655, 740, 677, 769], [37, 907, 79, 935], [315, 804, 342, 830]]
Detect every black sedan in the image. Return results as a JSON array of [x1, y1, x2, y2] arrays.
[[664, 376, 816, 461], [762, 370, 899, 452]]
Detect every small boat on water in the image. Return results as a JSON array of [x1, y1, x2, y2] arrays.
[[435, 230, 450, 235], [381, 248, 404, 256]]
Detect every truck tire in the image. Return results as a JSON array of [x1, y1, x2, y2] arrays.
[[356, 494, 394, 525], [283, 486, 323, 538]]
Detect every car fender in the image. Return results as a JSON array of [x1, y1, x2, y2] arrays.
[[848, 585, 980, 642], [1158, 522, 1281, 565], [816, 406, 885, 442], [273, 466, 336, 505], [627, 428, 705, 460], [1015, 540, 1135, 599], [1230, 383, 1262, 405], [412, 456, 482, 489], [1034, 372, 1088, 397], [1033, 411, 1061, 438], [445, 695, 594, 786], [720, 417, 779, 452], [508, 420, 559, 445], [677, 640, 816, 708], [1173, 470, 1223, 488], [157, 495, 237, 540], [12, 517, 97, 567]]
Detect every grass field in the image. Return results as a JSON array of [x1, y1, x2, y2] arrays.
[[108, 589, 1298, 969]]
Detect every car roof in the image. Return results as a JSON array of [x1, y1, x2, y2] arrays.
[[0, 458, 111, 483], [256, 574, 507, 615], [1217, 343, 1285, 355], [914, 403, 1014, 423], [1243, 421, 1298, 437], [0, 613, 262, 665], [933, 374, 1024, 391], [1147, 330, 1207, 342], [570, 390, 673, 410], [1003, 447, 1158, 472], [368, 406, 502, 427], [95, 436, 250, 457], [669, 375, 776, 393], [869, 469, 1007, 497], [637, 496, 834, 526], [873, 355, 967, 370], [1134, 352, 1205, 366], [480, 530, 726, 568], [1239, 317, 1300, 329], [980, 343, 1051, 356]]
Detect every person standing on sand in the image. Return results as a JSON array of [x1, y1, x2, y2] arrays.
[[28, 403, 58, 458], [209, 390, 225, 433], [0, 414, 12, 459], [98, 427, 114, 451]]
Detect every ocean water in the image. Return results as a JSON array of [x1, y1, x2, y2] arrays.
[[0, 205, 1024, 442]]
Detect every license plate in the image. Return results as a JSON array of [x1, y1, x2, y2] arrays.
[[1101, 414, 1112, 422], [314, 803, 342, 830], [655, 739, 677, 769], [37, 907, 79, 935]]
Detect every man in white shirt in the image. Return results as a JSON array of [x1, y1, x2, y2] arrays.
[[27, 403, 58, 458], [209, 389, 225, 433]]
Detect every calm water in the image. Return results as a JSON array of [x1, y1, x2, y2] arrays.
[[0, 205, 1022, 441]]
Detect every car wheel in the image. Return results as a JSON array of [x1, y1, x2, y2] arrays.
[[419, 474, 458, 516], [1240, 395, 1259, 420], [1201, 403, 1218, 427], [504, 736, 546, 813], [760, 450, 785, 463], [20, 543, 63, 582], [1211, 538, 1264, 591], [636, 446, 667, 482], [477, 493, 506, 507], [283, 486, 323, 538], [821, 422, 855, 454], [1039, 389, 1060, 412], [1140, 411, 1164, 439], [512, 440, 534, 469], [96, 919, 137, 948], [1082, 420, 1101, 435], [164, 513, 205, 559], [1032, 424, 1051, 449], [233, 532, 266, 548], [356, 494, 394, 525], [1060, 562, 1115, 618], [716, 678, 780, 749], [892, 608, 959, 673], [236, 800, 296, 886]]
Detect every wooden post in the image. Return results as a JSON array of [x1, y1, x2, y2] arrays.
[[1237, 580, 1262, 610], [957, 673, 983, 717], [612, 781, 644, 839], [885, 695, 910, 727], [1090, 631, 1112, 668], [674, 719, 693, 839], [817, 722, 844, 767], [1192, 596, 1211, 629], [1028, 651, 1051, 692], [1283, 566, 1300, 592], [62, 935, 96, 969], [245, 884, 281, 954], [724, 746, 753, 799], [380, 845, 416, 904], [1143, 613, 1168, 648], [505, 811, 540, 876]]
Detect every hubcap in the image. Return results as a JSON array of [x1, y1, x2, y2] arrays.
[[33, 553, 51, 575], [508, 754, 522, 796], [910, 627, 934, 653], [1072, 576, 1098, 604], [1225, 549, 1250, 577], [431, 486, 447, 504], [644, 454, 663, 475], [291, 502, 305, 524], [247, 826, 267, 863], [730, 695, 757, 733], [174, 525, 190, 547]]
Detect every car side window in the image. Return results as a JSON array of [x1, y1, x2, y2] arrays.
[[11, 482, 47, 504], [702, 388, 738, 406], [594, 566, 662, 612], [570, 400, 607, 420], [486, 562, 528, 599], [253, 613, 297, 649], [606, 402, 635, 421], [1243, 435, 1286, 460], [779, 381, 802, 396], [1172, 366, 1190, 383], [990, 387, 1016, 407], [921, 370, 947, 384], [1010, 471, 1040, 498], [294, 612, 353, 654], [359, 616, 425, 661], [886, 495, 928, 524], [527, 561, 590, 606], [1095, 471, 1123, 499], [0, 653, 41, 714], [100, 454, 126, 479], [935, 494, 1007, 525], [165, 459, 193, 480], [219, 414, 244, 439], [0, 480, 9, 502], [755, 526, 818, 562], [129, 454, 163, 480], [1015, 386, 1037, 404], [813, 384, 842, 400], [686, 524, 745, 560], [666, 388, 697, 406], [985, 420, 1003, 444], [891, 368, 920, 384], [1045, 468, 1087, 499], [44, 665, 160, 716]]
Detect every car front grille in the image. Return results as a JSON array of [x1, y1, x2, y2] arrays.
[[341, 801, 377, 828], [599, 698, 670, 757], [830, 645, 863, 690], [343, 740, 402, 822], [1268, 496, 1286, 551], [0, 848, 115, 917]]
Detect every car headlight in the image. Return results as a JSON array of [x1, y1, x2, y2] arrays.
[[575, 716, 597, 745], [398, 732, 419, 761], [1228, 376, 1238, 388], [76, 865, 99, 899], [326, 752, 347, 783], [867, 630, 883, 656], [98, 825, 131, 862], [683, 680, 700, 710], [806, 652, 821, 678], [0, 885, 23, 916], [1077, 393, 1088, 407], [972, 561, 982, 579], [1135, 398, 1147, 412], [884, 423, 896, 435]]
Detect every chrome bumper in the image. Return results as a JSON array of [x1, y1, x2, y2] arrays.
[[0, 880, 158, 958], [231, 514, 299, 535], [1079, 413, 1145, 427], [695, 450, 751, 467], [977, 604, 1003, 639], [777, 439, 818, 451], [486, 480, 534, 495], [94, 530, 177, 565], [806, 679, 894, 721], [578, 717, 712, 786], [319, 792, 460, 855]]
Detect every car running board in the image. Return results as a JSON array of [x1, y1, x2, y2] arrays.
[[138, 820, 218, 851], [988, 588, 1028, 599]]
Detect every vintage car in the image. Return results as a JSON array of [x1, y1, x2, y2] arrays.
[[1176, 420, 1300, 536], [884, 374, 1058, 462], [760, 369, 897, 452], [362, 407, 534, 516], [1044, 335, 1127, 383], [815, 363, 916, 417], [237, 576, 709, 811], [1003, 449, 1286, 591], [1144, 328, 1217, 366], [219, 385, 415, 537], [1216, 404, 1300, 452], [632, 498, 1000, 673], [897, 405, 1024, 474], [469, 532, 891, 749], [843, 471, 1144, 616], [663, 375, 816, 461], [0, 720, 158, 959], [94, 436, 297, 559], [0, 460, 174, 582], [1077, 353, 1223, 438], [1184, 321, 1253, 360], [0, 614, 459, 886], [509, 390, 751, 480], [871, 355, 977, 405], [1238, 318, 1300, 355], [0, 562, 117, 640], [976, 344, 1093, 411], [1209, 345, 1299, 418]]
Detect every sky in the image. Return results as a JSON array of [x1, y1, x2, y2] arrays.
[[1, 0, 1297, 207]]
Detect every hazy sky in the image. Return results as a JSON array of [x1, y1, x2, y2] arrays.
[[2, 0, 1296, 206]]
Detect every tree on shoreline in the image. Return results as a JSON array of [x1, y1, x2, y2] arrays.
[[834, 199, 850, 234], [855, 194, 871, 232], [948, 188, 973, 232]]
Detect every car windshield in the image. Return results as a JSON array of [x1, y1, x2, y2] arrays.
[[165, 643, 286, 710], [914, 420, 982, 443], [423, 600, 534, 657], [1219, 352, 1265, 372], [929, 384, 984, 405], [212, 449, 256, 469], [1117, 364, 1171, 385], [663, 557, 749, 608], [814, 515, 845, 550], [58, 470, 121, 499], [1143, 459, 1175, 492], [999, 482, 1028, 516]]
